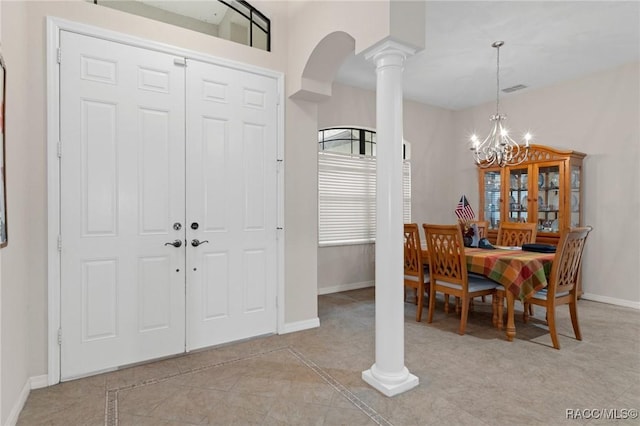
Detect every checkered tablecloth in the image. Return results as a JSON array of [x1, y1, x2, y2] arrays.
[[464, 248, 555, 300]]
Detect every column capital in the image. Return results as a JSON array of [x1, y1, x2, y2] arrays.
[[364, 39, 416, 66]]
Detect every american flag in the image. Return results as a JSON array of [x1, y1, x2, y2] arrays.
[[455, 195, 475, 220]]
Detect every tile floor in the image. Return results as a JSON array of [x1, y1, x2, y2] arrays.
[[18, 289, 640, 425]]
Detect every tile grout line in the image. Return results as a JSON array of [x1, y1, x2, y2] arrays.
[[104, 346, 291, 425], [287, 347, 393, 426], [104, 345, 391, 426]]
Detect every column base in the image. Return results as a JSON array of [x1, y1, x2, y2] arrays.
[[362, 366, 419, 397]]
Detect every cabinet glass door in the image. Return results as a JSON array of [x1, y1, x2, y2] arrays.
[[483, 170, 501, 230], [507, 167, 529, 223], [570, 165, 581, 227], [537, 164, 561, 235]]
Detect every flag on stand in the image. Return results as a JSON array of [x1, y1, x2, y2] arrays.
[[455, 195, 475, 220]]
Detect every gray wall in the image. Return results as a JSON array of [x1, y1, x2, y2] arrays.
[[318, 64, 640, 307]]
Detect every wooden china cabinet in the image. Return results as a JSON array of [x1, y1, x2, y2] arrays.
[[478, 145, 586, 245]]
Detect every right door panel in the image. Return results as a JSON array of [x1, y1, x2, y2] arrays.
[[185, 59, 278, 350]]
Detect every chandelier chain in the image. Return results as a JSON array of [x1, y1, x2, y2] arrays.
[[495, 43, 500, 115]]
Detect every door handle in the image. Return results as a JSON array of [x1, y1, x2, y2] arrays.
[[164, 239, 183, 248], [191, 239, 209, 247]]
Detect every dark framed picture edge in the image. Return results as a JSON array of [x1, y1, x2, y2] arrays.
[[0, 52, 7, 248]]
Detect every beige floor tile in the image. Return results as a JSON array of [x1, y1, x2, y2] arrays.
[[16, 288, 640, 426], [262, 399, 328, 425]]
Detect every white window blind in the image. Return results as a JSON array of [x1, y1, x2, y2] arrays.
[[318, 152, 411, 246]]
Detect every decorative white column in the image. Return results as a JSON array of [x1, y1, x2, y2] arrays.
[[362, 40, 418, 397]]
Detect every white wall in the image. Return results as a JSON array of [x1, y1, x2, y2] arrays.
[[284, 98, 320, 324], [286, 0, 391, 98], [1, 2, 31, 422]]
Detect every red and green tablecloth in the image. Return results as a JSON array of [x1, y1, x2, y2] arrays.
[[464, 248, 555, 301]]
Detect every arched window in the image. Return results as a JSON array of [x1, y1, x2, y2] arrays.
[[318, 127, 411, 246], [319, 128, 376, 156]]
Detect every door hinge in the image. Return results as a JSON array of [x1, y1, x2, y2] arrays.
[[57, 235, 62, 252], [173, 58, 187, 67], [57, 48, 61, 64], [57, 141, 62, 158], [57, 328, 62, 345]]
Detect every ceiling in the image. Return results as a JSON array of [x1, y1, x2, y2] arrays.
[[335, 1, 640, 111]]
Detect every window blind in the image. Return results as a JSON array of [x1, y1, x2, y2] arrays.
[[318, 152, 411, 246]]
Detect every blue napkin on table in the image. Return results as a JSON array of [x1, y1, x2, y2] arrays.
[[522, 243, 556, 253], [478, 238, 496, 250]]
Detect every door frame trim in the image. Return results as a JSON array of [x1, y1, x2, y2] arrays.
[[46, 16, 285, 385]]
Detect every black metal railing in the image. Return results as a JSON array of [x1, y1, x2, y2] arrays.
[[92, 0, 271, 52], [218, 0, 271, 51]]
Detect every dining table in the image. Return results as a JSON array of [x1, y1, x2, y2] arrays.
[[421, 246, 555, 341]]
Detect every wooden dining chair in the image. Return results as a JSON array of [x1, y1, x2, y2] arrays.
[[521, 226, 592, 349], [496, 222, 537, 246], [495, 222, 538, 315], [404, 223, 429, 322], [422, 224, 498, 335]]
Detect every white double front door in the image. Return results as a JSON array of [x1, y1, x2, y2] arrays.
[[59, 31, 278, 380]]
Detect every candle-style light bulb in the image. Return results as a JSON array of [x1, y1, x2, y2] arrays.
[[470, 134, 479, 150]]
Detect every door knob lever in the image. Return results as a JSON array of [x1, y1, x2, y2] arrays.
[[191, 239, 209, 247], [164, 239, 183, 248]]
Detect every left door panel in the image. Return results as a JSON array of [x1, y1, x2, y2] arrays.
[[59, 31, 186, 379]]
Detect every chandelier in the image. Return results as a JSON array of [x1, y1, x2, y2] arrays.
[[470, 41, 531, 168]]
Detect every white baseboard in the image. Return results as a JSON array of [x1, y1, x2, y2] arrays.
[[318, 280, 374, 295], [581, 293, 640, 310], [3, 374, 50, 426], [280, 317, 320, 334], [29, 375, 49, 390], [4, 380, 30, 426]]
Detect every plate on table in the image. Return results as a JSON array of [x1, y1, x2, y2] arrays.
[[494, 245, 521, 250]]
